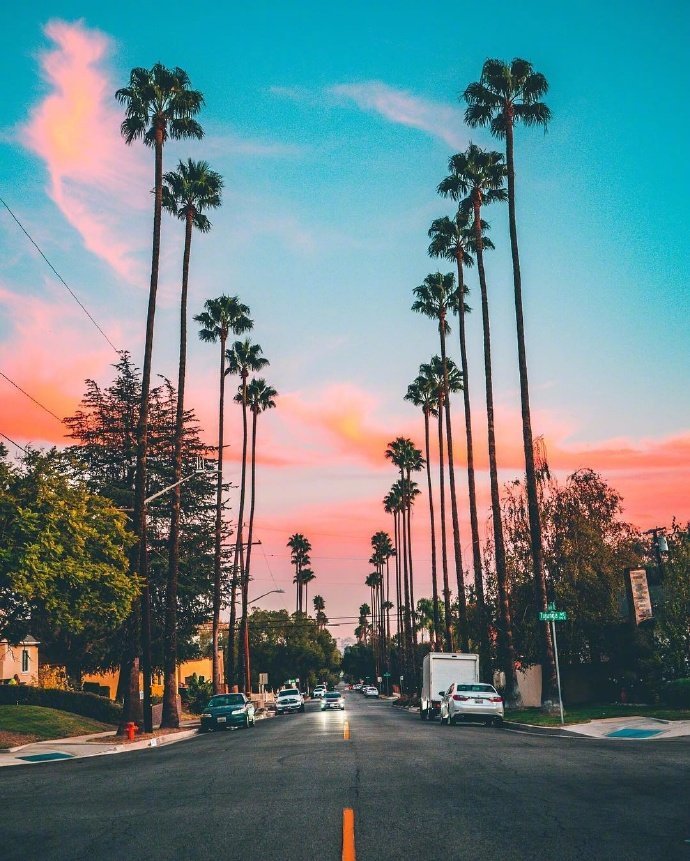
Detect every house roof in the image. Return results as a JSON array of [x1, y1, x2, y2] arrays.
[[0, 634, 40, 646]]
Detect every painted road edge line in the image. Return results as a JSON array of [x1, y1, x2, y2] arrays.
[[342, 807, 355, 861]]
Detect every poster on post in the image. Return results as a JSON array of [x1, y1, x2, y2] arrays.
[[628, 568, 653, 624]]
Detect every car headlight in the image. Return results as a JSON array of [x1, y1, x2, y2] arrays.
[[201, 713, 212, 718], [231, 708, 245, 714]]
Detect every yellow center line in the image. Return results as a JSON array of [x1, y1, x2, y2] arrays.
[[342, 807, 356, 861], [343, 721, 350, 740]]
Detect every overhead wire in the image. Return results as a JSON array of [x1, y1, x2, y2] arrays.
[[0, 195, 120, 354], [0, 370, 64, 423], [0, 431, 29, 452]]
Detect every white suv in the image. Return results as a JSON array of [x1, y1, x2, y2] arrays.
[[275, 688, 305, 714], [312, 685, 327, 699]]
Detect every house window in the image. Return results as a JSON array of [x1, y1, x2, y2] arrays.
[[21, 649, 29, 673]]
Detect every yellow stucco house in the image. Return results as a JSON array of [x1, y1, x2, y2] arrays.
[[0, 635, 40, 684]]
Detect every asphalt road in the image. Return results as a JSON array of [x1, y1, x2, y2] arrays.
[[1, 692, 689, 860]]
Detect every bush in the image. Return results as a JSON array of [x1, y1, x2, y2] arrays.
[[0, 685, 122, 724], [185, 674, 214, 714], [661, 678, 690, 708]]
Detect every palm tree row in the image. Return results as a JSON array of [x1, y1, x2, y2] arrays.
[[116, 63, 278, 727], [394, 58, 556, 704]]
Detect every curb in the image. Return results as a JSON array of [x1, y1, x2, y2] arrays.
[[502, 720, 582, 737]]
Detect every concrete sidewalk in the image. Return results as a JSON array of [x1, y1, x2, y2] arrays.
[[505, 715, 690, 740], [0, 722, 201, 767]]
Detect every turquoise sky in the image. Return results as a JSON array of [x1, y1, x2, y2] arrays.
[[1, 1, 688, 616]]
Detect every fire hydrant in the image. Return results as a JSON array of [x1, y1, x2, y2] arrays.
[[126, 721, 137, 741]]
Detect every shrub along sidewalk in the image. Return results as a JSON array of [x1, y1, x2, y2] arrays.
[[0, 705, 115, 749]]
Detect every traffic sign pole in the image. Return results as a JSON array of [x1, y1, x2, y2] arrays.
[[551, 619, 565, 725]]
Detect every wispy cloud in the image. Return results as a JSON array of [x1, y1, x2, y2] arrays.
[[18, 20, 149, 283], [328, 81, 467, 149]]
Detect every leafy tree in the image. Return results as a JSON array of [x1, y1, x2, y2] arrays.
[[116, 63, 204, 727], [464, 58, 555, 700], [195, 296, 253, 692], [655, 524, 690, 679], [64, 359, 220, 694], [247, 610, 340, 691], [0, 449, 137, 687], [161, 158, 223, 728], [342, 643, 375, 683], [438, 144, 520, 704]]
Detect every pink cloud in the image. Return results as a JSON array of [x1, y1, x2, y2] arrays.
[[20, 20, 148, 282], [0, 282, 118, 444], [329, 81, 467, 149]]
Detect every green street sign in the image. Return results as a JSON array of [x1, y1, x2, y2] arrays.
[[383, 672, 391, 677], [540, 610, 568, 621]]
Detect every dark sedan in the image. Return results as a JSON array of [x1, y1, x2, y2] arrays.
[[200, 693, 256, 731]]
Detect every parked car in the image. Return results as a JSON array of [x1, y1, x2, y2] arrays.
[[275, 688, 305, 715], [420, 652, 480, 721], [200, 693, 255, 731], [439, 683, 504, 726], [312, 685, 327, 699], [352, 683, 362, 691], [321, 691, 345, 711], [363, 686, 379, 698]]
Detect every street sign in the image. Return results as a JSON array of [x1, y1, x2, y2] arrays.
[[377, 676, 382, 683], [540, 610, 567, 621], [258, 672, 268, 685], [383, 672, 391, 678]]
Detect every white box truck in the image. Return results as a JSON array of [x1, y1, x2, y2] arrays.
[[420, 652, 480, 720]]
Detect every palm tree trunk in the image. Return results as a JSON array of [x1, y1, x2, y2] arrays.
[[473, 196, 520, 704], [161, 212, 194, 728], [423, 407, 441, 650], [437, 405, 453, 650], [455, 251, 489, 678], [393, 511, 403, 665], [439, 313, 468, 651], [241, 407, 259, 694], [505, 122, 556, 704], [236, 376, 250, 689], [405, 471, 418, 690], [121, 124, 164, 734], [399, 476, 412, 691], [213, 332, 227, 694]]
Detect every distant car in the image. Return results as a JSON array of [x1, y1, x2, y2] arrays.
[[363, 686, 379, 698], [439, 683, 504, 726], [321, 691, 345, 711], [275, 688, 305, 715], [200, 693, 255, 731], [352, 683, 363, 691], [312, 685, 327, 699]]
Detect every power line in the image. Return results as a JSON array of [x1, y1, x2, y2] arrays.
[[0, 431, 28, 452], [0, 195, 120, 354], [0, 370, 63, 423]]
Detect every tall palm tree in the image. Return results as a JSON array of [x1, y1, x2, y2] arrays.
[[428, 213, 492, 672], [287, 533, 312, 614], [313, 595, 327, 629], [383, 487, 404, 650], [116, 63, 204, 731], [438, 143, 520, 702], [195, 296, 252, 693], [404, 374, 441, 650], [160, 159, 222, 728], [226, 339, 269, 687], [235, 377, 277, 694], [371, 530, 395, 660], [464, 58, 556, 701], [412, 272, 469, 650]]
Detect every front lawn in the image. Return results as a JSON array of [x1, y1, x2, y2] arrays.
[[506, 704, 690, 727], [0, 705, 115, 749]]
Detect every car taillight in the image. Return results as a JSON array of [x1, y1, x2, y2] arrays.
[[452, 695, 469, 701], [489, 696, 503, 703]]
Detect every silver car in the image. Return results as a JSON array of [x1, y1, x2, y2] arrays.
[[439, 682, 504, 726]]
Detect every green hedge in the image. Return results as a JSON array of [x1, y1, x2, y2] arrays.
[[0, 686, 122, 724], [661, 678, 690, 708]]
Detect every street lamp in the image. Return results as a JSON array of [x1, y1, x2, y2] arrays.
[[248, 588, 285, 603]]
